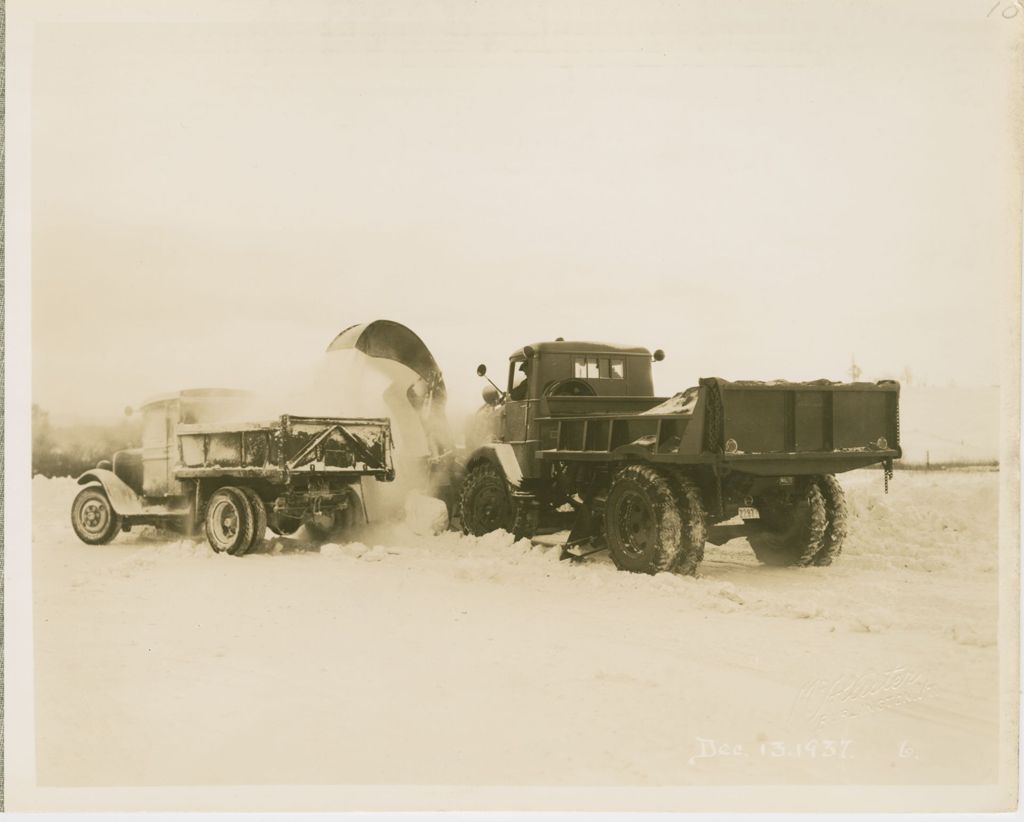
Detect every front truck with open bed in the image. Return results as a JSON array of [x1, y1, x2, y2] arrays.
[[71, 389, 394, 555], [460, 341, 900, 574]]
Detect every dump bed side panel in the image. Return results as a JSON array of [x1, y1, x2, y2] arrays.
[[175, 416, 393, 478], [535, 379, 900, 475], [701, 378, 900, 470]]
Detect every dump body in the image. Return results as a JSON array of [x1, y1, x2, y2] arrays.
[[534, 377, 900, 476], [175, 415, 394, 481]]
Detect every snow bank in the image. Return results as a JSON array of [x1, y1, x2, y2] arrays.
[[32, 469, 1001, 788], [898, 385, 999, 464]]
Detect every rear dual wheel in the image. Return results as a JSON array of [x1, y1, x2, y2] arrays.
[[605, 465, 707, 576], [204, 486, 268, 556], [269, 512, 302, 536], [302, 487, 365, 543], [813, 474, 848, 566], [743, 475, 847, 567]]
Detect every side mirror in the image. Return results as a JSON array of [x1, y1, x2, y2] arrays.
[[481, 384, 501, 406], [652, 349, 665, 362], [476, 364, 487, 377], [123, 405, 134, 417]]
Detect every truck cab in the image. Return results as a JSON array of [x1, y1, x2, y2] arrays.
[[505, 340, 656, 401], [128, 389, 253, 499], [474, 340, 664, 481]]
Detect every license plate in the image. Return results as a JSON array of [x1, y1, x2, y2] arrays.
[[739, 506, 760, 520]]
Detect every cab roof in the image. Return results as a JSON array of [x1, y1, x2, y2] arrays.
[[509, 340, 652, 360], [140, 388, 252, 408]]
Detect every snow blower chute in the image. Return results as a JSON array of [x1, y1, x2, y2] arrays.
[[327, 320, 457, 497]]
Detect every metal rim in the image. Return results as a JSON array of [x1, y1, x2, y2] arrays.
[[758, 490, 806, 535], [209, 495, 242, 548], [77, 493, 112, 537], [471, 478, 510, 532], [611, 488, 655, 558]]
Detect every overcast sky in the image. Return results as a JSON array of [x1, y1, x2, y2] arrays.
[[31, 0, 1020, 422]]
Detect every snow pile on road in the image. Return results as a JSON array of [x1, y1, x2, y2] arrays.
[[403, 492, 450, 535]]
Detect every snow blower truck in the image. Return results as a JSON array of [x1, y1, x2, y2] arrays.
[[461, 340, 901, 575], [320, 322, 901, 575], [71, 388, 395, 555]]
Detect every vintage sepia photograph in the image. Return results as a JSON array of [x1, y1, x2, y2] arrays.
[[4, 0, 1021, 814]]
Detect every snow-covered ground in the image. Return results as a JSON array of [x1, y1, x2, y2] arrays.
[[32, 470, 1000, 788]]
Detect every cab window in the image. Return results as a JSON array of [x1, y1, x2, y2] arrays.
[[573, 357, 599, 378], [573, 356, 624, 380], [508, 358, 528, 397]]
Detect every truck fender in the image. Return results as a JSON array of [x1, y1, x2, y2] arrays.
[[612, 435, 658, 460], [76, 469, 144, 516], [464, 443, 524, 489]]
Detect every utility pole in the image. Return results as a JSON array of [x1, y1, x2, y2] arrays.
[[849, 355, 862, 382]]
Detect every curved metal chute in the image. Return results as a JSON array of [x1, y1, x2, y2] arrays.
[[328, 321, 444, 388], [326, 320, 455, 466]]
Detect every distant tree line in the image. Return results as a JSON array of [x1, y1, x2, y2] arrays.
[[32, 404, 142, 478]]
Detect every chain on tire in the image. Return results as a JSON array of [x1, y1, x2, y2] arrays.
[[813, 474, 848, 566], [669, 472, 708, 576], [459, 462, 537, 539], [794, 480, 828, 567], [605, 464, 684, 574], [747, 478, 827, 567]]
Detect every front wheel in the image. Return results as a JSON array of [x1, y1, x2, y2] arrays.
[[459, 463, 538, 540], [71, 486, 122, 545], [461, 463, 509, 535]]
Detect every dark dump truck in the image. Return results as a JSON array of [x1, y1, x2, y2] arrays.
[[461, 340, 901, 575], [71, 388, 394, 555]]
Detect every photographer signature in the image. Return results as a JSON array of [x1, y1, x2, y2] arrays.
[[790, 666, 935, 728]]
